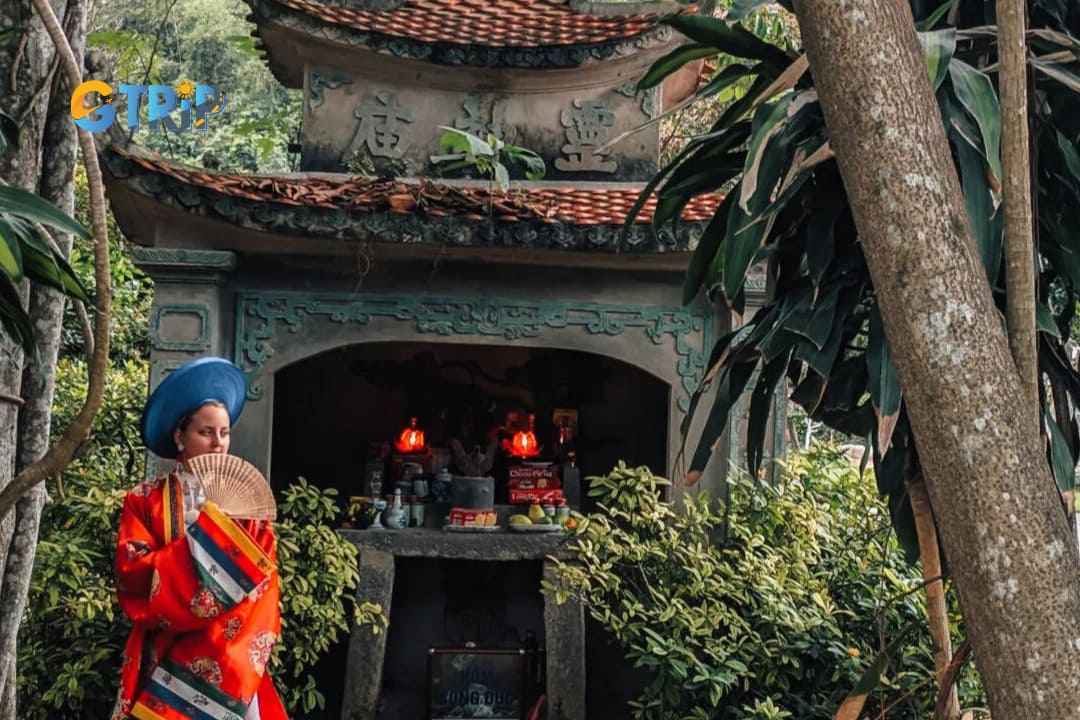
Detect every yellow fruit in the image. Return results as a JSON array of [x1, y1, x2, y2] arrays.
[[527, 502, 546, 523], [510, 515, 533, 525]]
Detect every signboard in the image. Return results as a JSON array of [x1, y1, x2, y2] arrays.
[[427, 647, 528, 720]]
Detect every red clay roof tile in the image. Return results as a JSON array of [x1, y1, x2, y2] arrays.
[[108, 146, 720, 226], [268, 0, 672, 48]]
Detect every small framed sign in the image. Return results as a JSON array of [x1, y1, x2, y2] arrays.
[[427, 647, 529, 720]]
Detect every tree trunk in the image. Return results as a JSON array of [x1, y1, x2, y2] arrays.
[[5, 0, 84, 707], [998, 0, 1037, 431], [907, 473, 959, 720], [792, 1, 1080, 718], [0, 0, 53, 695], [0, 0, 85, 712]]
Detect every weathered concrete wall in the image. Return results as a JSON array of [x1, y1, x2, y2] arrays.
[[300, 51, 663, 180]]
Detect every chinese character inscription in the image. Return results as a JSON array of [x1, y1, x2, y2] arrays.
[[347, 91, 414, 159], [555, 99, 617, 173]]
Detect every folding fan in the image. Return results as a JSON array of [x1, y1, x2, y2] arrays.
[[186, 453, 277, 521]]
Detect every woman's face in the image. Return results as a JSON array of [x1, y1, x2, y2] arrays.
[[174, 403, 231, 459]]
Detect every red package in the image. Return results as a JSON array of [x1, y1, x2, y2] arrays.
[[509, 488, 564, 505], [508, 464, 561, 490]]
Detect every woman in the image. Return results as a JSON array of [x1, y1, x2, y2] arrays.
[[112, 357, 287, 720]]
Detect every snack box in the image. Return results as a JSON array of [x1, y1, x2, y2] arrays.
[[508, 463, 561, 490], [448, 508, 498, 527], [509, 488, 565, 505]]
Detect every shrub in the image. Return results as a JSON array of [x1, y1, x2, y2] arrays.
[[272, 476, 387, 717], [544, 445, 983, 720]]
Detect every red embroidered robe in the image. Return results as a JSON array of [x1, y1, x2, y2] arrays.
[[113, 474, 288, 720]]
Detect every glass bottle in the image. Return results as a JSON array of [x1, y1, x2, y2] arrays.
[[556, 498, 570, 526]]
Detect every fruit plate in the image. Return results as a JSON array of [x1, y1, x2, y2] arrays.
[[508, 523, 563, 533], [444, 525, 502, 533]]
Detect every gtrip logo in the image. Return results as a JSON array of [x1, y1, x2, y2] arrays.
[[70, 80, 226, 133]]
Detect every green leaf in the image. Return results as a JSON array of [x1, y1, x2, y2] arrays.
[[915, 0, 957, 31], [663, 14, 791, 70], [1037, 302, 1062, 338], [867, 306, 902, 455], [435, 126, 494, 159], [746, 352, 789, 475], [683, 193, 735, 305], [1054, 127, 1080, 190], [0, 187, 89, 241], [950, 118, 1002, 285], [1046, 409, 1076, 491], [687, 360, 758, 478], [948, 60, 1003, 193], [917, 28, 956, 91], [0, 271, 33, 351], [637, 43, 719, 91], [20, 235, 91, 303], [806, 202, 842, 290], [0, 110, 18, 156], [1031, 57, 1080, 93], [0, 218, 24, 279], [696, 63, 754, 100]]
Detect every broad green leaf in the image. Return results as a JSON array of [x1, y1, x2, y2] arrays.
[[624, 122, 751, 232], [435, 126, 494, 159], [1032, 58, 1080, 93], [684, 193, 735, 305], [0, 110, 18, 156], [1046, 409, 1077, 491], [20, 237, 91, 302], [739, 96, 794, 212], [917, 28, 956, 90], [948, 60, 1003, 193], [504, 147, 546, 180], [687, 359, 758, 480], [660, 151, 745, 198], [806, 202, 842, 291], [951, 121, 1002, 285], [637, 43, 719, 90], [868, 306, 902, 454], [1054, 127, 1080, 190], [663, 14, 791, 70], [0, 186, 89, 239], [915, 0, 957, 31], [786, 283, 843, 350], [0, 219, 24, 279], [746, 352, 789, 475], [0, 271, 34, 351], [696, 63, 754, 100], [1037, 302, 1062, 338]]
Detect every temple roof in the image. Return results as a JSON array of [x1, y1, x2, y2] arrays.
[[104, 145, 719, 254], [246, 0, 692, 71]]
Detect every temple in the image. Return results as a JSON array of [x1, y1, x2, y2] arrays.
[[99, 1, 766, 718]]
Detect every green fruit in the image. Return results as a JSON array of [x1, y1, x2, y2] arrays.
[[537, 516, 553, 525], [510, 515, 533, 525]]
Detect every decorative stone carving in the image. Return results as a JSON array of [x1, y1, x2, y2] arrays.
[[234, 291, 711, 411], [307, 69, 351, 111], [452, 95, 513, 144], [555, 99, 617, 173], [346, 91, 414, 160]]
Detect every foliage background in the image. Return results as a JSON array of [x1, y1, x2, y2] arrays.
[[546, 449, 985, 720]]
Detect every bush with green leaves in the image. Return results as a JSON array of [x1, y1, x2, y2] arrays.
[[272, 476, 387, 716], [17, 359, 385, 718], [544, 446, 984, 720]]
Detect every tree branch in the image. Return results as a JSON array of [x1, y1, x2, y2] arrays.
[[0, 0, 111, 521]]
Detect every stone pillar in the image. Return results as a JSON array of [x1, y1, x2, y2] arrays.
[[130, 247, 237, 476], [542, 559, 586, 720], [342, 549, 395, 720]]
